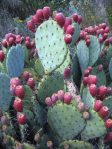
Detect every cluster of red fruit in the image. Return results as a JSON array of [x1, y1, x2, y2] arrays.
[[2, 33, 24, 48], [10, 71, 35, 125], [55, 13, 82, 44], [45, 90, 73, 106], [27, 6, 51, 32], [2, 33, 35, 50], [79, 23, 112, 46], [83, 66, 112, 100], [25, 36, 35, 49], [94, 100, 112, 137]]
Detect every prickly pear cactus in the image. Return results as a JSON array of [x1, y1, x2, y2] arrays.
[[77, 35, 100, 72], [70, 22, 80, 45], [91, 66, 106, 86], [35, 20, 68, 74], [81, 109, 107, 140], [0, 73, 12, 111], [56, 51, 71, 74], [88, 35, 100, 66], [59, 140, 93, 149], [37, 72, 64, 103], [103, 96, 112, 113], [77, 40, 89, 72], [34, 59, 45, 77], [48, 101, 86, 140], [6, 45, 25, 77], [82, 87, 95, 108]]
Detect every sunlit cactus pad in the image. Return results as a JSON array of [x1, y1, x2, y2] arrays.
[[35, 20, 68, 74]]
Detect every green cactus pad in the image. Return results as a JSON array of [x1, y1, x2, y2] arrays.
[[77, 36, 100, 72], [22, 45, 29, 63], [77, 40, 89, 72], [71, 22, 80, 45], [88, 35, 100, 66], [56, 51, 71, 74], [6, 45, 25, 77], [0, 73, 12, 111], [59, 140, 93, 149], [82, 87, 95, 108], [103, 96, 112, 113], [35, 20, 68, 74], [23, 85, 33, 109], [34, 59, 45, 77], [48, 102, 86, 140], [37, 72, 64, 103], [33, 101, 47, 125], [81, 109, 107, 140], [91, 66, 106, 86]]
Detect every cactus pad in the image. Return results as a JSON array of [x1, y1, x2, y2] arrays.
[[33, 102, 47, 125], [103, 96, 112, 113], [23, 85, 33, 109], [35, 20, 68, 74], [34, 59, 45, 77], [88, 35, 100, 66], [81, 109, 107, 140], [71, 22, 80, 45], [77, 40, 89, 72], [77, 36, 100, 72], [6, 45, 25, 77], [48, 101, 86, 140], [0, 73, 12, 111], [91, 66, 106, 86], [59, 140, 93, 149], [82, 87, 95, 108], [56, 51, 70, 74], [37, 72, 64, 103]]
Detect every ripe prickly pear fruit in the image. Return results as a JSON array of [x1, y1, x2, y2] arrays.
[[77, 15, 82, 24], [10, 77, 21, 86], [94, 100, 103, 112], [17, 113, 26, 125], [13, 97, 23, 112], [83, 77, 88, 86], [27, 78, 35, 89], [64, 17, 72, 32], [105, 119, 112, 128], [54, 13, 65, 27], [64, 92, 72, 104], [2, 39, 8, 48], [36, 9, 44, 24], [89, 84, 97, 97], [72, 13, 78, 22], [99, 106, 109, 119], [64, 34, 72, 44], [57, 90, 64, 101], [51, 93, 58, 104], [64, 67, 71, 78], [22, 71, 30, 81], [66, 25, 75, 35], [98, 85, 107, 97], [43, 6, 51, 20], [45, 97, 53, 106], [84, 69, 90, 77], [15, 85, 25, 98], [88, 75, 98, 85]]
